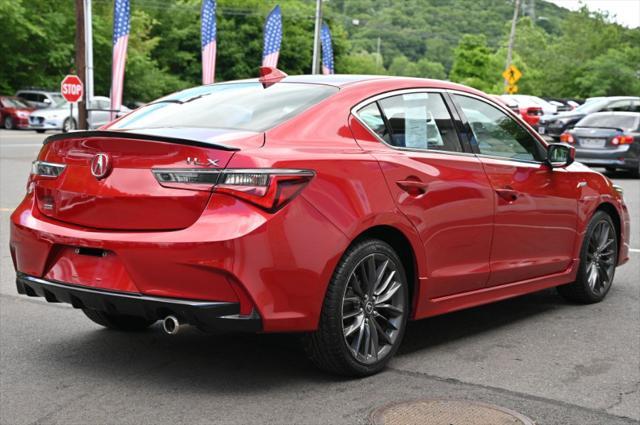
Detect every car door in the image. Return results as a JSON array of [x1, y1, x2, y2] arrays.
[[451, 93, 579, 287], [352, 90, 495, 300]]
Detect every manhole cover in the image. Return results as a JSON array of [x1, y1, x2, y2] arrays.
[[370, 399, 535, 425]]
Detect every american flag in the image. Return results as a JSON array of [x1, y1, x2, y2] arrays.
[[201, 0, 217, 84], [321, 23, 334, 75], [110, 0, 130, 120], [262, 5, 282, 68]]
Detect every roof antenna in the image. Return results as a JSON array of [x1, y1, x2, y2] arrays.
[[259, 66, 288, 88]]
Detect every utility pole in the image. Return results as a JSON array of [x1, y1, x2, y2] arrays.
[[504, 0, 521, 92], [84, 0, 94, 122], [311, 0, 322, 74], [74, 0, 87, 129]]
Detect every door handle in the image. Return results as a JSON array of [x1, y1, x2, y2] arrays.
[[495, 187, 519, 202], [396, 180, 429, 196]]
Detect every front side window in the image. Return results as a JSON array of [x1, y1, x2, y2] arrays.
[[358, 92, 461, 152], [110, 82, 338, 132], [454, 94, 545, 162]]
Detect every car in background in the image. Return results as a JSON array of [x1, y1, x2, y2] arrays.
[[29, 96, 130, 133], [538, 96, 640, 141], [15, 89, 65, 109], [0, 96, 34, 130], [560, 111, 640, 177], [499, 95, 544, 126], [502, 94, 558, 116], [544, 97, 581, 112], [489, 95, 519, 114]]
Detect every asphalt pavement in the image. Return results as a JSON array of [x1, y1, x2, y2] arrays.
[[0, 129, 638, 425]]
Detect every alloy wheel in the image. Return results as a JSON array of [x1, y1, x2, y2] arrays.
[[585, 220, 616, 296], [341, 253, 406, 364]]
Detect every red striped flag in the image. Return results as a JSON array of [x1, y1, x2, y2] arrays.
[[201, 0, 217, 84], [110, 0, 130, 120]]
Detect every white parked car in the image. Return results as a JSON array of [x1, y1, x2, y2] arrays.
[[501, 94, 558, 116], [29, 96, 131, 133]]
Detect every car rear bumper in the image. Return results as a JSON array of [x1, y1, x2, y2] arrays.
[[16, 273, 261, 332], [10, 191, 348, 332]]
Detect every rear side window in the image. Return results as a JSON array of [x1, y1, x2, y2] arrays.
[[606, 100, 635, 112], [454, 94, 545, 162], [110, 82, 338, 132], [357, 92, 461, 152], [357, 103, 391, 143]]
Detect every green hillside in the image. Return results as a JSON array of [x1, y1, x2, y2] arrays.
[[1, 0, 638, 103]]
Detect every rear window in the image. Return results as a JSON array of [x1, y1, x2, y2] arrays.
[[110, 82, 338, 132], [576, 114, 640, 130]]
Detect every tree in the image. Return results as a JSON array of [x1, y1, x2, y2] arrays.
[[574, 47, 640, 97], [449, 34, 498, 92]]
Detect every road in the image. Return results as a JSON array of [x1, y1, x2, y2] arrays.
[[0, 129, 638, 425]]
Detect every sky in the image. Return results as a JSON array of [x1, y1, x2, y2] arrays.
[[546, 0, 640, 28]]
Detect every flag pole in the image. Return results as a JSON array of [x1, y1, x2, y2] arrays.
[[84, 0, 93, 124], [311, 0, 322, 74], [74, 0, 87, 129]]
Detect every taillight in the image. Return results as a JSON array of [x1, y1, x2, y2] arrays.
[[526, 107, 543, 116], [152, 168, 314, 212], [31, 160, 66, 177], [612, 135, 633, 145], [28, 160, 66, 193], [560, 132, 574, 143]]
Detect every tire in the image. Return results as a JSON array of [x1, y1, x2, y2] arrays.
[[62, 117, 76, 133], [4, 116, 14, 130], [36, 130, 45, 134], [303, 239, 409, 376], [604, 166, 616, 174], [82, 308, 156, 331], [557, 211, 618, 304]]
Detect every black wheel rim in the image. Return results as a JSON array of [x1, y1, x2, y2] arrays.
[[341, 253, 406, 364], [586, 220, 616, 296]]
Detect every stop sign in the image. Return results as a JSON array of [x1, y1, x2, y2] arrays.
[[60, 75, 84, 103]]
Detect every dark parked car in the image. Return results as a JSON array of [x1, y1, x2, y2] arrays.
[[0, 96, 34, 129], [538, 96, 640, 141], [560, 112, 640, 177]]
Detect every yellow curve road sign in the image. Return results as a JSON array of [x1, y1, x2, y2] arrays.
[[502, 65, 522, 85]]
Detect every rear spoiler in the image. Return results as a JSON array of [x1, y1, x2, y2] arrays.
[[43, 130, 241, 151]]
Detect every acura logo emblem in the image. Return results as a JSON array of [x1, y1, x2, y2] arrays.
[[91, 153, 112, 179]]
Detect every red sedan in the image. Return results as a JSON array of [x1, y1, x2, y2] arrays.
[[10, 72, 631, 376], [1, 96, 33, 129]]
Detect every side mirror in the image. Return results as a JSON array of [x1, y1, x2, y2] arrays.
[[546, 143, 575, 168]]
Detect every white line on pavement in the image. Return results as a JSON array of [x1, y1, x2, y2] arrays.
[[630, 248, 640, 253]]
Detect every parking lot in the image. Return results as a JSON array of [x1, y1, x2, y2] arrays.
[[0, 129, 638, 424]]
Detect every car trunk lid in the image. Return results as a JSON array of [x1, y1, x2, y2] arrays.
[[34, 128, 263, 231]]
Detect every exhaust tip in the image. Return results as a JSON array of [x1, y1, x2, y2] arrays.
[[162, 315, 180, 335]]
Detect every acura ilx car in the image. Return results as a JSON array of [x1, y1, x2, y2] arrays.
[[10, 70, 631, 376]]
